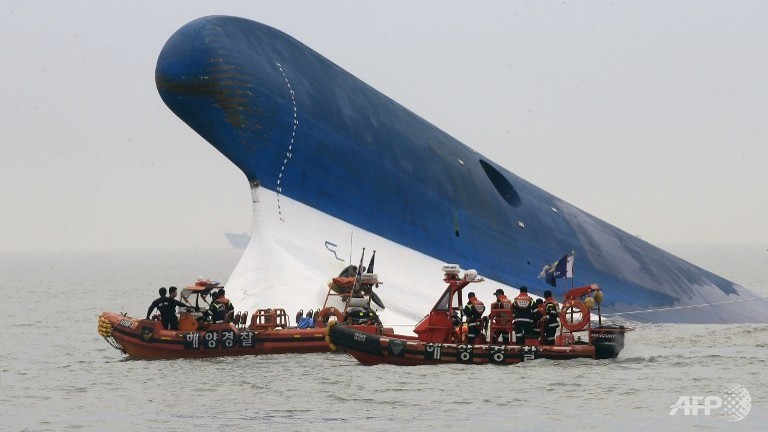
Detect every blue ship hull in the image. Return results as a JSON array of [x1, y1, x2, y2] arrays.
[[156, 16, 767, 323]]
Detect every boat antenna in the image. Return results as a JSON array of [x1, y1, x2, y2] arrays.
[[353, 248, 366, 297]]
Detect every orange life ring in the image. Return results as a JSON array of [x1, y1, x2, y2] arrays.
[[315, 307, 343, 328], [559, 299, 590, 331]]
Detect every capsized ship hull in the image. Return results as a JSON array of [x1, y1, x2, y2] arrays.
[[155, 16, 768, 324]]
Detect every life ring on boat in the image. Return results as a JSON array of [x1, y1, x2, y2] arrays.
[[559, 299, 590, 332], [315, 307, 343, 328]]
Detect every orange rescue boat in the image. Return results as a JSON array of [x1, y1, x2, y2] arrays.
[[327, 265, 632, 366], [99, 269, 390, 360]]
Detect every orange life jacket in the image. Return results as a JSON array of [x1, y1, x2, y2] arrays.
[[513, 293, 534, 309], [513, 293, 535, 321], [465, 296, 485, 320]]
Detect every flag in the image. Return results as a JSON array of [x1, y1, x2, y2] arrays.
[[538, 253, 575, 287], [537, 264, 549, 279], [366, 250, 376, 273], [553, 253, 574, 278], [545, 266, 558, 287]]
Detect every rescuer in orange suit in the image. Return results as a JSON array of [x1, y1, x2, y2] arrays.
[[489, 288, 513, 344], [512, 286, 536, 344], [463, 291, 486, 344], [217, 288, 235, 322]]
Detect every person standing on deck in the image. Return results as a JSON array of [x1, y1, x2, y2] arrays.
[[146, 287, 188, 330], [463, 291, 486, 344], [512, 286, 536, 344], [542, 290, 560, 345]]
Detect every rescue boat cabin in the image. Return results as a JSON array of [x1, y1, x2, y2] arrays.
[[413, 264, 483, 343]]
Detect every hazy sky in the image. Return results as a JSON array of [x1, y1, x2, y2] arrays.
[[2, 1, 766, 252]]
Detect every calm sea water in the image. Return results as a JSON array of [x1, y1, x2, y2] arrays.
[[1, 245, 766, 431]]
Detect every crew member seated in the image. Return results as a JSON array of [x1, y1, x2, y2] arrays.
[[203, 291, 227, 323], [217, 288, 235, 322], [512, 286, 536, 344]]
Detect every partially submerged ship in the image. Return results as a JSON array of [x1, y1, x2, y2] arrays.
[[155, 16, 768, 324], [328, 266, 631, 366]]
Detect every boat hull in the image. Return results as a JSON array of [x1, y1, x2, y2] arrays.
[[99, 312, 357, 360], [590, 325, 627, 360], [328, 322, 626, 366]]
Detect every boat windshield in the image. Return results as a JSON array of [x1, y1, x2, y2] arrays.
[[433, 288, 451, 311], [180, 287, 212, 309]]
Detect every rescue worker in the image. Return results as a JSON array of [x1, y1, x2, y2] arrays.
[[204, 291, 227, 323], [217, 288, 235, 322], [463, 291, 485, 344], [489, 288, 513, 344], [512, 286, 536, 344], [146, 287, 189, 330], [542, 289, 560, 345], [166, 286, 192, 330]]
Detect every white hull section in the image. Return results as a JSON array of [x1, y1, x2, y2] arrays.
[[225, 186, 520, 329]]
